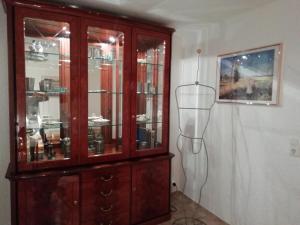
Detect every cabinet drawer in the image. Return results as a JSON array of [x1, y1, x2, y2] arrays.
[[81, 190, 129, 221], [81, 165, 130, 223], [82, 165, 130, 185]]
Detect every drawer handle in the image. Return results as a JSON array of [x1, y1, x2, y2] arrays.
[[100, 175, 114, 182], [100, 205, 113, 213], [99, 221, 113, 225], [100, 190, 113, 198]]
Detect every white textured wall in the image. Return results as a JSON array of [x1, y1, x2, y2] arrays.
[[170, 0, 300, 225], [169, 26, 207, 193], [0, 4, 12, 225]]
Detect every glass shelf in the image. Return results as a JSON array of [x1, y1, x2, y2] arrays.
[[88, 56, 122, 62], [26, 121, 69, 129], [137, 62, 164, 67], [25, 50, 70, 58], [136, 121, 162, 125], [88, 91, 162, 96], [26, 89, 69, 96], [136, 92, 163, 96], [88, 123, 122, 128], [88, 121, 162, 127], [88, 90, 123, 94]]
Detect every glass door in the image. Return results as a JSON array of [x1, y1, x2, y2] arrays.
[[131, 29, 171, 157], [15, 8, 80, 171], [80, 19, 131, 163]]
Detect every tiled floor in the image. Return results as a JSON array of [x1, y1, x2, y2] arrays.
[[159, 192, 229, 225]]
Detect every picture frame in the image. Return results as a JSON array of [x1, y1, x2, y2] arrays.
[[216, 43, 283, 105]]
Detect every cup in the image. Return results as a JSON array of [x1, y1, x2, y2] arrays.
[[94, 139, 104, 154]]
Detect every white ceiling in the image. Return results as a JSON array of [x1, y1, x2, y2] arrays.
[[55, 0, 276, 26]]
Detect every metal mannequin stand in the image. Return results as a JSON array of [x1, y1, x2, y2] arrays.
[[173, 50, 216, 225]]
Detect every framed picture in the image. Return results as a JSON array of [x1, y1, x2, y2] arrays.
[[216, 44, 283, 105]]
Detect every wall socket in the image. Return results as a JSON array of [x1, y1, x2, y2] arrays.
[[171, 181, 177, 192], [289, 138, 300, 158]]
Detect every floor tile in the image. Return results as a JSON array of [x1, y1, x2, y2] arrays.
[[159, 192, 229, 225]]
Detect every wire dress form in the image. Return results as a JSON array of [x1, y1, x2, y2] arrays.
[[173, 51, 216, 225]]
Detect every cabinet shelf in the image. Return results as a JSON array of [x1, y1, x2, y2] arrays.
[[25, 50, 70, 58], [26, 122, 69, 130], [26, 89, 68, 96], [88, 144, 123, 157], [136, 92, 163, 96], [88, 91, 162, 96], [136, 121, 162, 125], [88, 90, 123, 94], [137, 62, 164, 67], [88, 123, 122, 128], [89, 121, 162, 127], [88, 57, 122, 63], [26, 149, 70, 163]]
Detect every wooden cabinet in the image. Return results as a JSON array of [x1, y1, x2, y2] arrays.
[[131, 159, 170, 224], [4, 0, 174, 225], [17, 175, 79, 225]]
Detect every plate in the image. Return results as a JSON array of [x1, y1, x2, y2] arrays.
[[93, 118, 110, 126]]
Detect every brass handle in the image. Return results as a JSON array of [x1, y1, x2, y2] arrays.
[[100, 205, 113, 213], [100, 175, 114, 182], [100, 190, 113, 198]]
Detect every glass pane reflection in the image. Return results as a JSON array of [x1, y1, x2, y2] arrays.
[[136, 35, 165, 150], [24, 18, 71, 162], [87, 26, 124, 157]]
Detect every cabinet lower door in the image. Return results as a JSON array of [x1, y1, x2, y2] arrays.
[[131, 159, 170, 224], [17, 175, 79, 225]]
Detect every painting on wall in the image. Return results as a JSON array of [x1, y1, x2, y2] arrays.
[[216, 44, 282, 105]]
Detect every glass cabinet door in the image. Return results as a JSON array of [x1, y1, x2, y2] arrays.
[[80, 20, 131, 162], [132, 30, 170, 156], [15, 9, 79, 171]]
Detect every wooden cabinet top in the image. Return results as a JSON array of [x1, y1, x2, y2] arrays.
[[3, 0, 175, 33]]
